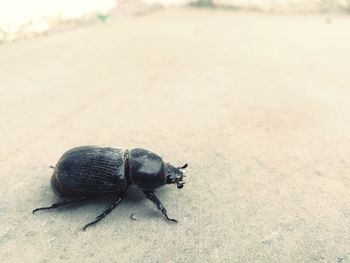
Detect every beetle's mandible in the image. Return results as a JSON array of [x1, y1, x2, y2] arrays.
[[33, 146, 188, 230]]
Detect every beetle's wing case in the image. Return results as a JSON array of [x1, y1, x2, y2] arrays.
[[51, 146, 128, 197]]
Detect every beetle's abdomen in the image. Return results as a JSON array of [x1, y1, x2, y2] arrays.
[[129, 148, 167, 190], [52, 146, 128, 197]]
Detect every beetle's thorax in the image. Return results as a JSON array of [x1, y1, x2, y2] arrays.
[[127, 148, 168, 189]]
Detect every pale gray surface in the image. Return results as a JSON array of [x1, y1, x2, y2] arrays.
[[0, 8, 350, 263]]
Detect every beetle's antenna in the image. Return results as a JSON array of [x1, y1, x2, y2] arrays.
[[177, 163, 188, 170]]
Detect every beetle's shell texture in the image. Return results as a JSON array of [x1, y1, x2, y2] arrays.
[[51, 146, 127, 197]]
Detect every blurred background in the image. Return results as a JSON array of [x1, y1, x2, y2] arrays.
[[1, 1, 350, 262], [0, 0, 349, 42]]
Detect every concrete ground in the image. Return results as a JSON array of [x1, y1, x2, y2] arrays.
[[1, 8, 350, 263]]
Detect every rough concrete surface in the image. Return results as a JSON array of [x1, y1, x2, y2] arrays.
[[0, 8, 350, 263]]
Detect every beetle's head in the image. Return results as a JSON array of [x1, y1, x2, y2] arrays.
[[166, 163, 188, 189]]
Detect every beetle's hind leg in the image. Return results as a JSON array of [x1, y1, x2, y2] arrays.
[[143, 190, 178, 223], [82, 193, 124, 231], [32, 196, 89, 214]]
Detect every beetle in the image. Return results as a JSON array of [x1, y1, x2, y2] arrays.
[[33, 146, 188, 230]]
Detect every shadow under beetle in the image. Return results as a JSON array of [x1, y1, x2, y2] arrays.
[[33, 146, 188, 230]]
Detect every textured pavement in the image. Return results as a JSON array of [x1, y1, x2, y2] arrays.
[[0, 8, 350, 262]]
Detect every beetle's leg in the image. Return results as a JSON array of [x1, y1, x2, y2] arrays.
[[143, 190, 178, 223], [32, 196, 89, 214], [82, 194, 124, 231]]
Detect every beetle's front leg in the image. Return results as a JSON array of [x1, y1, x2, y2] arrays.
[[32, 196, 90, 214], [143, 190, 177, 222]]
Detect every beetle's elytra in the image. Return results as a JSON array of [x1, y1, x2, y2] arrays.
[[33, 146, 188, 230]]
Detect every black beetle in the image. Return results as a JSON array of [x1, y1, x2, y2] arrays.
[[33, 146, 188, 230]]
